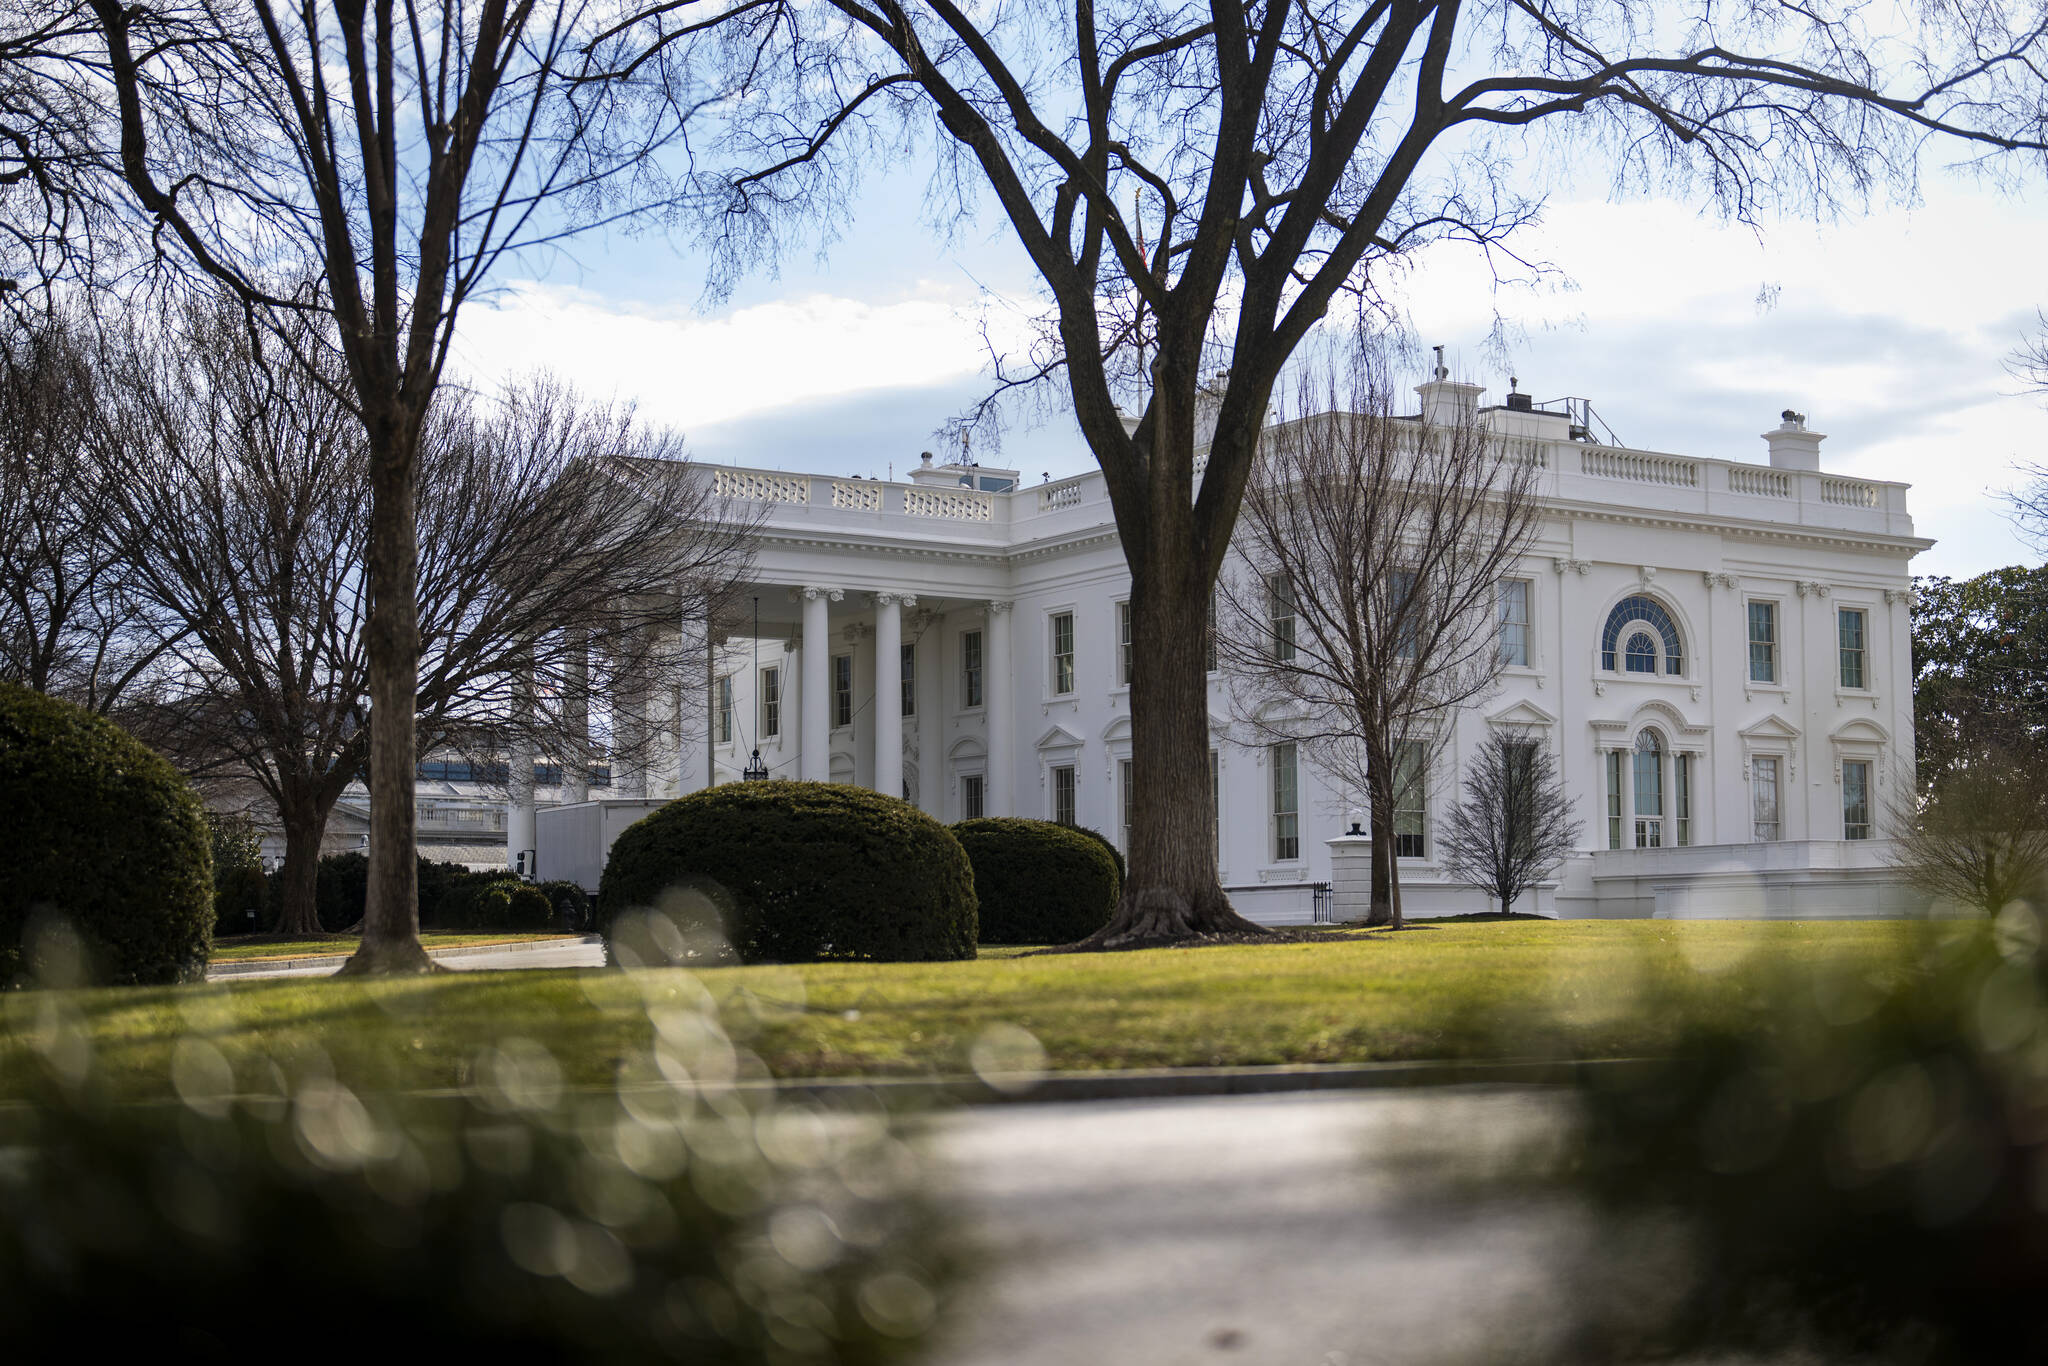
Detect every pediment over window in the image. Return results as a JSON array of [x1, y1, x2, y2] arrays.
[[1101, 716, 1131, 745], [946, 736, 986, 761], [1487, 698, 1560, 729], [1739, 713, 1802, 742], [1036, 723, 1084, 752], [1830, 717, 1888, 745]]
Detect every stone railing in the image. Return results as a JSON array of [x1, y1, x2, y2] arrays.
[[830, 480, 884, 512], [713, 469, 810, 504], [904, 487, 995, 521], [1820, 476, 1881, 508], [1727, 466, 1790, 498], [1037, 479, 1086, 511], [1579, 448, 1699, 487]]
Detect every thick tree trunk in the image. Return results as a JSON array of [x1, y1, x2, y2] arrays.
[[339, 415, 436, 975], [1365, 763, 1397, 927], [1086, 511, 1266, 948], [271, 800, 329, 938]]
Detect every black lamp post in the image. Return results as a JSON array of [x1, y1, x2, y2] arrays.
[[744, 594, 770, 781]]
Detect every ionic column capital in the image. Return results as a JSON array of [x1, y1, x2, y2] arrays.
[[987, 599, 1013, 615]]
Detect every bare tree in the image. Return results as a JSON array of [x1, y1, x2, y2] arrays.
[[613, 0, 2048, 945], [99, 299, 752, 937], [81, 0, 699, 971], [1221, 345, 1543, 928], [1892, 745, 2048, 917], [1438, 728, 1580, 917], [0, 311, 167, 707]]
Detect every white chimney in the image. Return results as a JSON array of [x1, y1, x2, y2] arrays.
[[1763, 410, 1825, 470], [1414, 344, 1483, 426]]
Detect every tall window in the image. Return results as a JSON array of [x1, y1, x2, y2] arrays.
[[1119, 758, 1133, 851], [961, 772, 984, 819], [901, 643, 916, 717], [1605, 751, 1624, 849], [833, 653, 853, 728], [1051, 763, 1076, 825], [716, 675, 734, 744], [1748, 601, 1777, 683], [1498, 579, 1531, 667], [1753, 756, 1781, 841], [1839, 607, 1867, 689], [1623, 632, 1657, 674], [1051, 611, 1075, 694], [1267, 572, 1296, 661], [1271, 741, 1300, 861], [962, 630, 984, 708], [1391, 569, 1420, 659], [1843, 760, 1872, 839], [1394, 742, 1427, 858], [1633, 730, 1664, 847], [1117, 601, 1133, 685], [1675, 753, 1693, 847], [761, 666, 781, 738]]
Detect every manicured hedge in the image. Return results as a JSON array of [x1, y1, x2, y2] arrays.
[[951, 818, 1119, 945], [1071, 825, 1127, 896], [598, 781, 977, 963], [0, 684, 213, 985]]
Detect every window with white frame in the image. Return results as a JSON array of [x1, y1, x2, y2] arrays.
[[1633, 730, 1665, 847], [1271, 741, 1300, 861], [961, 772, 984, 820], [1753, 756, 1781, 841], [1394, 742, 1427, 857], [900, 642, 916, 717], [1391, 569, 1421, 660], [1267, 572, 1296, 661], [716, 675, 733, 744], [1051, 611, 1075, 694], [1600, 596, 1683, 675], [833, 653, 853, 728], [1051, 763, 1076, 825], [1605, 750, 1624, 849], [1116, 601, 1133, 686], [761, 666, 781, 738], [1748, 601, 1777, 683], [1838, 607, 1868, 689], [1498, 579, 1531, 667], [962, 630, 983, 708], [1843, 760, 1873, 839], [1119, 758, 1133, 851], [1675, 752, 1694, 847]]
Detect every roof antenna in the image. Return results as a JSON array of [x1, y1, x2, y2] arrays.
[[1432, 345, 1448, 381]]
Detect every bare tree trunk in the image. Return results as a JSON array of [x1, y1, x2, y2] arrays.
[[1089, 483, 1265, 947], [1366, 763, 1396, 928], [339, 420, 435, 975], [272, 801, 329, 938]]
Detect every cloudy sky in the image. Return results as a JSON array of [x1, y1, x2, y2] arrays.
[[448, 162, 2047, 581]]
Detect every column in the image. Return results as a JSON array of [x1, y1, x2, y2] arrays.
[[564, 628, 590, 803], [507, 659, 537, 875], [915, 608, 942, 813], [874, 593, 908, 799], [985, 599, 1013, 816], [800, 586, 836, 781]]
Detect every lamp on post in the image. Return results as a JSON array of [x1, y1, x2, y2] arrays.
[[744, 594, 770, 781]]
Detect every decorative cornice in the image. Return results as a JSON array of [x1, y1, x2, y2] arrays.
[[1701, 571, 1739, 591], [1553, 556, 1592, 576], [796, 585, 845, 602], [1883, 587, 1916, 607], [1794, 580, 1831, 599]]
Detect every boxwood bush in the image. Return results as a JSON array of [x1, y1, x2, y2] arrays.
[[950, 818, 1119, 945], [1071, 825, 1126, 896], [0, 684, 213, 985], [598, 782, 976, 963]]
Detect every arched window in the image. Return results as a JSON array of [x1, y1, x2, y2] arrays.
[[1601, 595, 1684, 675], [1624, 632, 1657, 673], [1633, 729, 1664, 846]]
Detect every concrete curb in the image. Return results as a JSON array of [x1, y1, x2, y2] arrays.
[[205, 934, 602, 980]]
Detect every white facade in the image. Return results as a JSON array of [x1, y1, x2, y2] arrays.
[[530, 381, 1927, 922]]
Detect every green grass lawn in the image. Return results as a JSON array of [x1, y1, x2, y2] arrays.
[[208, 932, 584, 962], [1, 920, 1924, 1101]]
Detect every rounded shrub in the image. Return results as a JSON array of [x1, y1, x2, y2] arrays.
[[0, 683, 213, 985], [951, 818, 1119, 945], [1071, 825, 1127, 896], [598, 781, 976, 963], [537, 879, 591, 931], [469, 879, 555, 932]]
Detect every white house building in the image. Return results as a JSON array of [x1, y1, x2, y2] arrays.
[[528, 374, 1926, 922]]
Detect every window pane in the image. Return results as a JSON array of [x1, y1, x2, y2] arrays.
[[901, 643, 916, 717], [1394, 742, 1427, 858], [962, 773, 983, 819], [1839, 609, 1866, 689], [1267, 573, 1296, 661], [1052, 764, 1076, 825], [1748, 602, 1776, 683], [1753, 756, 1780, 841], [1052, 612, 1074, 694], [1498, 580, 1530, 667], [963, 631, 983, 708], [1624, 632, 1657, 673], [1676, 753, 1692, 846], [1271, 742, 1299, 861], [1392, 570, 1420, 660], [1119, 758, 1133, 851], [717, 675, 733, 743], [1843, 760, 1871, 839], [1117, 601, 1133, 685], [762, 667, 780, 737]]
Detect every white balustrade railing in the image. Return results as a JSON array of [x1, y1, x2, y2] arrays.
[[1727, 466, 1790, 498], [1820, 477, 1881, 508], [1038, 481, 1085, 511], [903, 487, 995, 522], [713, 468, 810, 504], [1579, 448, 1698, 487], [830, 480, 884, 512]]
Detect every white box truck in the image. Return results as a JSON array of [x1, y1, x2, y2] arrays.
[[534, 798, 668, 894]]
